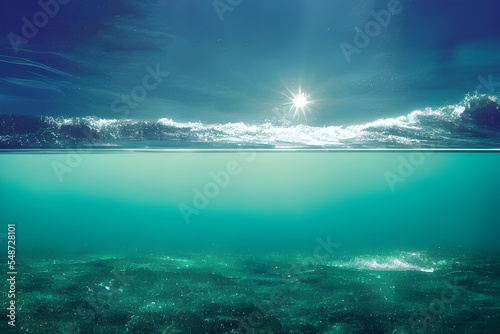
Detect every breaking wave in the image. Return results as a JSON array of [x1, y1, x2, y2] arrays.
[[1, 94, 499, 149]]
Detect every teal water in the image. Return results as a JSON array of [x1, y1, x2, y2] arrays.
[[1, 152, 499, 255], [1, 151, 500, 333]]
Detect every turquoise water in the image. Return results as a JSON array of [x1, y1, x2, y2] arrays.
[[1, 151, 499, 333], [2, 152, 499, 255]]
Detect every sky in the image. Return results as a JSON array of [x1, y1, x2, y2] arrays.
[[1, 0, 499, 126]]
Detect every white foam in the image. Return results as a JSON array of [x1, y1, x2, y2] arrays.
[[328, 252, 435, 272]]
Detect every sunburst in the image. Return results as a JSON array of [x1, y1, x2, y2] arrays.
[[280, 83, 313, 120]]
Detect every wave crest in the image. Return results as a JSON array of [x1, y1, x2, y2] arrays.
[[1, 94, 499, 149]]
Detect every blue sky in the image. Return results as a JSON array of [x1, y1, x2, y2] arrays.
[[1, 0, 499, 125]]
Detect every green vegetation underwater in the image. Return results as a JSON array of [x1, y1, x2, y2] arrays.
[[1, 1, 500, 333]]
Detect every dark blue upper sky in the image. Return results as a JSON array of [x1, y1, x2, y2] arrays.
[[1, 0, 499, 125]]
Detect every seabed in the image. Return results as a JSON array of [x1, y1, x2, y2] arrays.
[[3, 250, 499, 334]]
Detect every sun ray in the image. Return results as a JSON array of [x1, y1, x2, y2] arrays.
[[280, 83, 313, 120]]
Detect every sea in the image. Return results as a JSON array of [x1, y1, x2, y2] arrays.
[[1, 1, 499, 333]]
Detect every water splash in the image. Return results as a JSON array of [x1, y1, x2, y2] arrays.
[[1, 94, 499, 149]]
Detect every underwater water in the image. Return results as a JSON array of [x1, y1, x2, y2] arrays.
[[1, 151, 500, 333], [1, 0, 500, 333]]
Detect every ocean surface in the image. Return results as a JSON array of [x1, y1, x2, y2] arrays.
[[1, 0, 500, 333]]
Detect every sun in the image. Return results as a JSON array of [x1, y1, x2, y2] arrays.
[[281, 84, 313, 120], [293, 91, 308, 109]]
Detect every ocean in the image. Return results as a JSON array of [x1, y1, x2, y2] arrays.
[[1, 0, 500, 333]]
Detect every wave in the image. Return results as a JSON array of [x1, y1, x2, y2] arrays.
[[1, 94, 499, 149]]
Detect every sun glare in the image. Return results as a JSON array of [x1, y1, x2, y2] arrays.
[[281, 84, 312, 120], [293, 91, 308, 109]]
